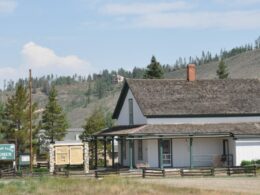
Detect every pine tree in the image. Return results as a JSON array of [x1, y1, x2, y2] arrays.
[[143, 56, 164, 79], [0, 101, 5, 136], [80, 108, 106, 168], [81, 108, 105, 139], [216, 58, 229, 79], [4, 84, 38, 153], [42, 85, 68, 143]]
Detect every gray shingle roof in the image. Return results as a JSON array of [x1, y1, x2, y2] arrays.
[[113, 79, 260, 118], [96, 123, 260, 136]]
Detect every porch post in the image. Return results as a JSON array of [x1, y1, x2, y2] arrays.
[[159, 139, 163, 169], [120, 137, 124, 166], [189, 137, 193, 169], [112, 136, 115, 168], [94, 137, 98, 169], [104, 136, 107, 167], [129, 139, 133, 169]]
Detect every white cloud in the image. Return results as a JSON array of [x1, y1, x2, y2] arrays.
[[0, 42, 94, 87], [101, 1, 192, 15], [122, 10, 260, 30], [21, 42, 93, 76], [0, 0, 17, 14], [214, 0, 260, 6], [99, 1, 260, 30]]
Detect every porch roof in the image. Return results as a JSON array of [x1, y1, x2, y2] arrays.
[[95, 122, 260, 137]]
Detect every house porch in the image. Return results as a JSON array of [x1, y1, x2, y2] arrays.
[[93, 123, 260, 170]]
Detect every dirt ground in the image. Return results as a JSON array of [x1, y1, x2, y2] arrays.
[[141, 176, 260, 194]]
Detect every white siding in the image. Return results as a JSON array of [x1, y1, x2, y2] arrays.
[[123, 140, 129, 166], [235, 139, 260, 166], [147, 139, 158, 167], [147, 116, 260, 125], [228, 138, 236, 166], [192, 138, 223, 167], [117, 89, 147, 126], [172, 139, 190, 167], [134, 140, 148, 165], [172, 138, 234, 167]]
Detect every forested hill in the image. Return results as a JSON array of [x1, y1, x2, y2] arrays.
[[165, 48, 260, 79], [45, 48, 260, 127], [1, 45, 260, 128]]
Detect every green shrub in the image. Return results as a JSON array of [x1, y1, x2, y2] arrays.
[[241, 159, 260, 166], [241, 160, 252, 166], [33, 167, 49, 173]]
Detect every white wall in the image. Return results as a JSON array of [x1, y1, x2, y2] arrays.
[[172, 139, 190, 167], [235, 139, 260, 166], [119, 137, 237, 168], [134, 140, 148, 165], [147, 139, 158, 167], [228, 138, 236, 166], [117, 89, 147, 126], [147, 116, 260, 125], [192, 138, 223, 167]]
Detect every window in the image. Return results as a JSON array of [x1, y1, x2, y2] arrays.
[[129, 98, 134, 125], [137, 140, 143, 161]]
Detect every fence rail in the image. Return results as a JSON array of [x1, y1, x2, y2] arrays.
[[0, 165, 258, 179]]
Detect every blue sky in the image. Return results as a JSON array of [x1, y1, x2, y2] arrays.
[[0, 0, 260, 85]]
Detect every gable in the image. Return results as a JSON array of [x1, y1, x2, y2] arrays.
[[116, 88, 146, 125]]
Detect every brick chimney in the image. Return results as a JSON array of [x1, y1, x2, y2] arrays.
[[187, 64, 196, 81]]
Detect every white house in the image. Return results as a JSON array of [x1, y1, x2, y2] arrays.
[[95, 64, 260, 169]]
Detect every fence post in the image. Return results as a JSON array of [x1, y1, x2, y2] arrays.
[[0, 170, 2, 178], [142, 168, 145, 178], [65, 170, 70, 177], [254, 165, 257, 176], [227, 167, 231, 176], [162, 169, 166, 177], [211, 168, 215, 176], [180, 168, 184, 177]]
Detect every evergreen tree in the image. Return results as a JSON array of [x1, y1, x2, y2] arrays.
[[0, 101, 5, 135], [4, 84, 38, 153], [143, 56, 164, 79], [41, 85, 68, 143], [216, 58, 229, 79], [81, 108, 106, 139], [80, 108, 106, 168]]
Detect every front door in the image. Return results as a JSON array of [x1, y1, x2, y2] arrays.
[[162, 139, 172, 167]]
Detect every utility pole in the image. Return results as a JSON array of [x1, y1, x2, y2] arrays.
[[29, 69, 33, 174]]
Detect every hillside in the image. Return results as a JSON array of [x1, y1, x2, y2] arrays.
[[30, 82, 122, 128], [1, 48, 259, 129], [165, 49, 260, 79]]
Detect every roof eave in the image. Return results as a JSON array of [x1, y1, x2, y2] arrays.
[[112, 80, 129, 119]]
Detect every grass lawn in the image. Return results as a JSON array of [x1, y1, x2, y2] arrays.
[[0, 176, 243, 195]]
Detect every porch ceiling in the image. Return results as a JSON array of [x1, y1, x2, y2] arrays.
[[95, 122, 260, 137]]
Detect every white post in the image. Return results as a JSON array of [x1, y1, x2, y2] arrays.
[[84, 142, 89, 174], [49, 144, 55, 174]]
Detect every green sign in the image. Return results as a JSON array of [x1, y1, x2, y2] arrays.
[[0, 144, 15, 161], [19, 154, 30, 165]]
